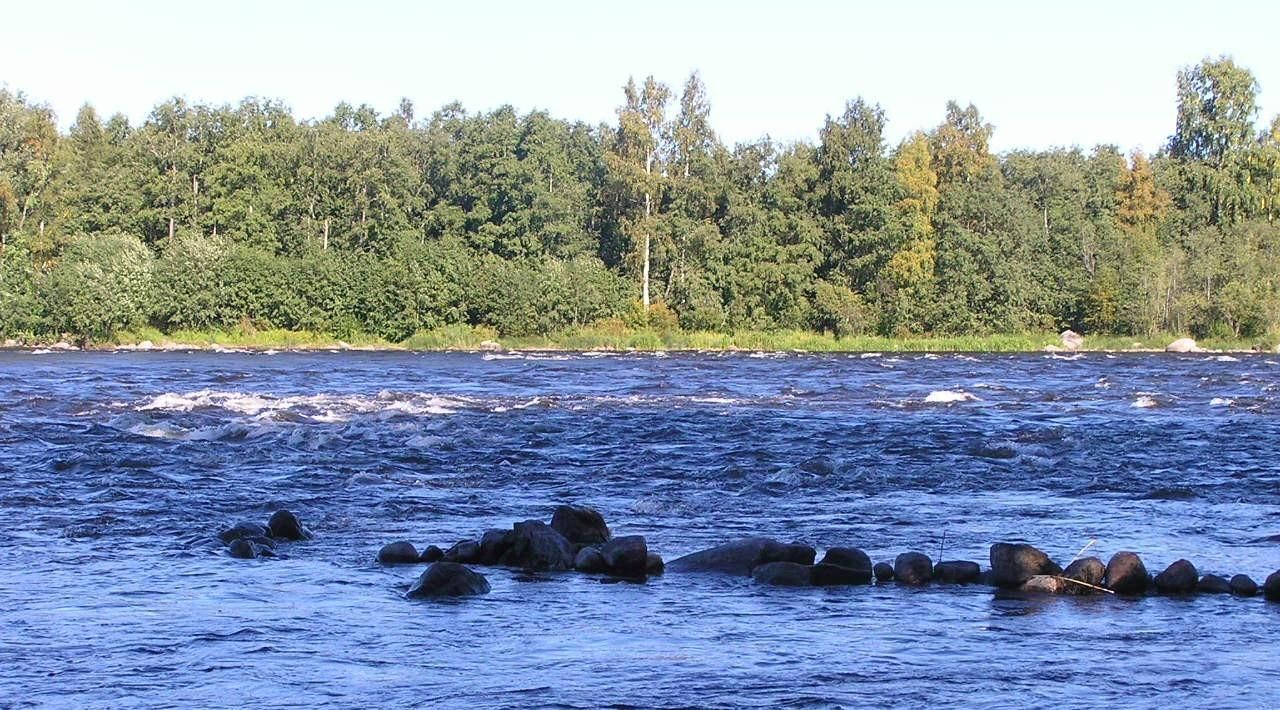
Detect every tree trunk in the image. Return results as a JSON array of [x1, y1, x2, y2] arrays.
[[323, 217, 330, 251], [168, 217, 175, 240], [642, 190, 652, 311]]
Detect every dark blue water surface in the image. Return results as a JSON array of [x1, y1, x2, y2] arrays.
[[2, 349, 1279, 707]]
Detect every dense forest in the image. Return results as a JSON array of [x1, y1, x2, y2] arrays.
[[2, 56, 1279, 343]]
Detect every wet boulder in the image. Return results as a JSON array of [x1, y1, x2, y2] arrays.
[[758, 541, 816, 568], [419, 545, 444, 563], [1060, 557, 1105, 594], [668, 537, 801, 576], [377, 541, 420, 565], [820, 547, 872, 574], [934, 560, 981, 585], [1265, 571, 1280, 602], [219, 521, 268, 545], [498, 520, 574, 571], [894, 552, 933, 585], [798, 455, 836, 476], [600, 535, 649, 578], [477, 529, 515, 565], [443, 540, 481, 564], [751, 561, 813, 586], [1154, 559, 1198, 595], [550, 505, 611, 549], [873, 562, 895, 582], [1197, 574, 1231, 594], [267, 510, 311, 541], [811, 562, 871, 586], [1104, 551, 1149, 595], [228, 537, 275, 559], [406, 562, 490, 598], [1230, 574, 1258, 597], [574, 546, 606, 573], [1020, 575, 1067, 594], [646, 553, 665, 576], [990, 543, 1061, 588]]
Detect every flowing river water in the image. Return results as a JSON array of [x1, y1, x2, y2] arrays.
[[1, 349, 1278, 707]]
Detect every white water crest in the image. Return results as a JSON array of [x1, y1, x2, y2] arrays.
[[1209, 397, 1234, 407], [129, 389, 473, 420], [1132, 395, 1159, 408], [924, 390, 979, 404]]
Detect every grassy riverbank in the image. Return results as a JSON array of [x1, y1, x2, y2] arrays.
[[69, 325, 1276, 353]]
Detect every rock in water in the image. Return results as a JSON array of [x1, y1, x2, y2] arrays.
[[378, 541, 420, 565], [1229, 574, 1258, 597], [819, 547, 872, 573], [1061, 330, 1084, 351], [477, 529, 515, 565], [498, 520, 574, 571], [1104, 551, 1149, 595], [1265, 571, 1280, 602], [574, 546, 606, 573], [934, 560, 981, 585], [668, 538, 795, 576], [798, 455, 835, 476], [873, 562, 895, 582], [599, 535, 649, 578], [1197, 574, 1231, 594], [406, 562, 490, 598], [1165, 337, 1199, 353], [1154, 559, 1198, 595], [894, 552, 933, 585], [751, 561, 813, 586], [646, 553, 665, 576], [267, 510, 311, 541], [549, 505, 611, 548], [419, 545, 444, 563], [811, 563, 871, 586], [1061, 557, 1105, 594], [228, 538, 272, 559], [219, 521, 267, 544], [1020, 575, 1066, 594], [443, 540, 481, 564], [758, 541, 816, 568], [989, 543, 1061, 588]]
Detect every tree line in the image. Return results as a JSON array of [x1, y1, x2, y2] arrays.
[[2, 56, 1279, 342]]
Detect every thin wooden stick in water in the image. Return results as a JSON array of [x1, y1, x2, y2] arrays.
[[1055, 576, 1115, 595], [1065, 539, 1098, 567], [938, 530, 947, 563]]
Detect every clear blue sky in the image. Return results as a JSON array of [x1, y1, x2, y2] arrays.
[[2, 0, 1276, 154]]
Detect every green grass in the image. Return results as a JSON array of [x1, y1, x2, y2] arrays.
[[89, 324, 1279, 353]]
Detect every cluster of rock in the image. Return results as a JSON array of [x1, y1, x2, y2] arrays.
[[218, 509, 312, 559], [381, 505, 664, 598]]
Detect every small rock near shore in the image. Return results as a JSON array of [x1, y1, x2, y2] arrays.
[[378, 541, 420, 565], [406, 562, 491, 598]]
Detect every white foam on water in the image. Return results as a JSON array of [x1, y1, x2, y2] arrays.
[[1210, 355, 1240, 362], [924, 390, 979, 404], [859, 352, 882, 359], [29, 349, 53, 355], [1210, 397, 1234, 406], [129, 389, 472, 419], [1132, 395, 1159, 408]]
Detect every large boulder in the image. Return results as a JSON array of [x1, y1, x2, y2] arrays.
[[667, 537, 810, 576], [549, 505, 611, 549], [894, 552, 933, 585], [1153, 559, 1198, 595], [1061, 330, 1084, 351], [443, 540, 481, 564], [406, 562, 490, 598], [219, 521, 268, 544], [1197, 574, 1231, 594], [990, 543, 1061, 588], [751, 561, 813, 586], [377, 541, 420, 565], [820, 547, 871, 573], [599, 535, 649, 578], [934, 560, 981, 585], [498, 520, 574, 571], [1104, 551, 1149, 595], [1265, 571, 1280, 602], [419, 545, 444, 563], [873, 562, 895, 582], [1230, 574, 1258, 597], [477, 529, 515, 565], [1061, 557, 1105, 595], [267, 510, 311, 541], [1165, 337, 1199, 353]]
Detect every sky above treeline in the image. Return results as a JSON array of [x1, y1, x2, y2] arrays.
[[3, 0, 1277, 153]]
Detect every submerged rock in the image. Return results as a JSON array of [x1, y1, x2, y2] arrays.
[[752, 561, 813, 586], [1197, 574, 1231, 594], [1104, 551, 1149, 595], [219, 521, 268, 545], [894, 552, 933, 585], [873, 562, 895, 582], [1061, 557, 1106, 594], [267, 510, 311, 541], [549, 505, 611, 549], [798, 455, 836, 476], [378, 541, 419, 565], [934, 560, 981, 585], [498, 520, 574, 571], [1265, 571, 1280, 602], [1154, 559, 1198, 595], [228, 537, 275, 559], [1230, 574, 1258, 597], [600, 535, 649, 578], [406, 562, 490, 598], [668, 537, 809, 576], [990, 543, 1061, 588]]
